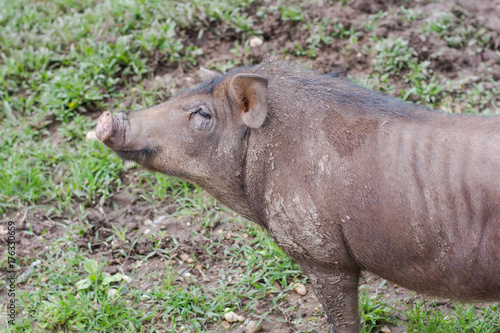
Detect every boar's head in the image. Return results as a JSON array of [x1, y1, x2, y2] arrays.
[[96, 69, 268, 220]]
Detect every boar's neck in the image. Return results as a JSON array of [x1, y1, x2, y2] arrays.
[[197, 127, 266, 225]]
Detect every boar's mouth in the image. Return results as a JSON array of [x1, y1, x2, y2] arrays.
[[115, 147, 157, 164], [96, 111, 157, 164]]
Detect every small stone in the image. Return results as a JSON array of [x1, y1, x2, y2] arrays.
[[153, 215, 167, 224], [183, 272, 197, 285], [187, 258, 194, 264], [221, 321, 231, 329], [226, 233, 232, 240], [245, 320, 262, 333], [249, 36, 263, 48], [224, 311, 240, 322], [122, 275, 132, 283], [0, 225, 5, 235], [380, 325, 391, 333], [180, 253, 190, 262], [144, 228, 151, 235], [237, 315, 246, 322], [293, 283, 307, 296], [86, 131, 97, 142]]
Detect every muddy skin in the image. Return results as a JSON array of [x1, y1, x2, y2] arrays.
[[96, 58, 500, 333]]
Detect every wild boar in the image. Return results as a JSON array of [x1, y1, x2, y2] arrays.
[[96, 58, 500, 333]]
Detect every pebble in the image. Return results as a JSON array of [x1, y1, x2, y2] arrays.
[[245, 320, 262, 333], [187, 258, 194, 264], [153, 215, 167, 224], [182, 272, 198, 285], [249, 36, 263, 48], [293, 283, 307, 296], [224, 311, 245, 322], [379, 326, 391, 333], [85, 131, 97, 142], [180, 253, 190, 262], [221, 321, 231, 329]]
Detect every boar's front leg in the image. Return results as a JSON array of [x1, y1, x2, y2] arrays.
[[298, 260, 361, 333]]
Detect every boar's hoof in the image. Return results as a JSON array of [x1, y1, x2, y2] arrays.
[[96, 111, 114, 142]]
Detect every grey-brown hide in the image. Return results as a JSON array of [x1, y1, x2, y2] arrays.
[[96, 58, 500, 333]]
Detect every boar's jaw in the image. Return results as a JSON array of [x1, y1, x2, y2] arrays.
[[115, 147, 157, 165]]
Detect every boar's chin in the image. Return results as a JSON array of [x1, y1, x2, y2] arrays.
[[115, 147, 157, 167]]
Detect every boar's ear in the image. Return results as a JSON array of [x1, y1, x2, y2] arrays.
[[228, 73, 268, 128], [199, 67, 221, 81]]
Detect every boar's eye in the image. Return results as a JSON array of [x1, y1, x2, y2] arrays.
[[190, 105, 213, 132], [195, 107, 211, 119]]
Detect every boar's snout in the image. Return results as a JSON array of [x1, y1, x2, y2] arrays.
[[95, 111, 139, 153], [96, 111, 114, 142], [96, 110, 161, 168]]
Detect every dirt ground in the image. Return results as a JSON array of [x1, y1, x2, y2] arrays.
[[2, 0, 500, 332]]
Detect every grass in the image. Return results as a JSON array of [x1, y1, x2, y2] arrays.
[[1, 0, 499, 332]]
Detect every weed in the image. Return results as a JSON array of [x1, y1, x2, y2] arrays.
[[399, 7, 424, 23], [422, 11, 491, 50], [373, 38, 417, 76], [359, 292, 394, 332], [423, 12, 455, 36], [400, 300, 500, 332], [111, 224, 128, 242], [295, 18, 358, 58], [8, 249, 147, 332], [364, 11, 388, 33], [279, 4, 306, 22]]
